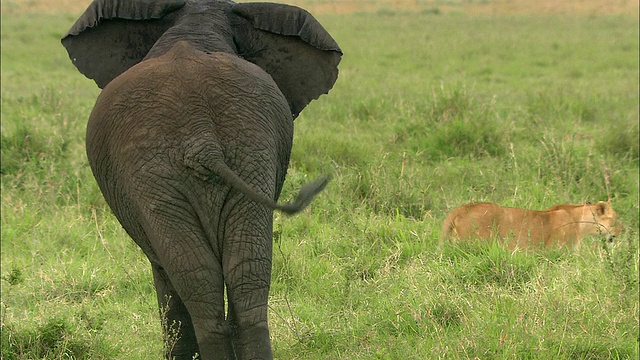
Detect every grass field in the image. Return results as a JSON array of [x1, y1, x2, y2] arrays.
[[1, 0, 638, 359]]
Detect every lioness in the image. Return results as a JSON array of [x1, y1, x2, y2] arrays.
[[440, 201, 621, 249]]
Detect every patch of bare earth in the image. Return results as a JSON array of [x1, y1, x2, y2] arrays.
[[2, 0, 638, 16]]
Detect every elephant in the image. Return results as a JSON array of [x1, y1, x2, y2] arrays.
[[61, 0, 341, 359]]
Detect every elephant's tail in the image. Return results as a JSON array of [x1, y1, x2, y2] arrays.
[[213, 162, 330, 215]]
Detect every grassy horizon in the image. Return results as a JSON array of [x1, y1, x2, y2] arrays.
[[2, 4, 638, 359]]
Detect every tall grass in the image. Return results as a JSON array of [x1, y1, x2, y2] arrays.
[[2, 3, 638, 359]]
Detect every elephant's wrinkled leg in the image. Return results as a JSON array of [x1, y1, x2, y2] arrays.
[[222, 201, 274, 360], [142, 203, 235, 359], [152, 264, 200, 360]]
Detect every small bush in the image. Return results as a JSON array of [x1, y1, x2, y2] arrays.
[[596, 119, 639, 161], [0, 124, 49, 175], [429, 301, 462, 329], [442, 240, 538, 290], [426, 116, 506, 160], [393, 86, 508, 160], [0, 317, 114, 360], [2, 268, 25, 286]]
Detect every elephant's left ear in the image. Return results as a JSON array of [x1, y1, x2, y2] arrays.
[[61, 0, 186, 88], [230, 3, 342, 118]]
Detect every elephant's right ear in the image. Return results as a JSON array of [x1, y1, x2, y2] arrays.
[[61, 0, 186, 88], [229, 3, 342, 118]]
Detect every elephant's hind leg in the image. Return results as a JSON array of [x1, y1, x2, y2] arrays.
[[152, 264, 201, 360], [139, 197, 235, 359], [222, 198, 274, 360]]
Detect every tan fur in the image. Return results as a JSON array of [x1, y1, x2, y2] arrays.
[[440, 201, 621, 249]]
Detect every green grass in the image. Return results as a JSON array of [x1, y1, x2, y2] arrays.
[[2, 5, 638, 360]]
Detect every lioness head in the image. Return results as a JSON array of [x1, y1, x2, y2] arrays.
[[592, 201, 622, 243]]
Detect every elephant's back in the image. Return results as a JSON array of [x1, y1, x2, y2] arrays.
[[109, 41, 286, 111], [85, 41, 293, 199], [88, 41, 290, 145]]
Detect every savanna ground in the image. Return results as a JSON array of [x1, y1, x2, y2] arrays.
[[1, 0, 638, 359]]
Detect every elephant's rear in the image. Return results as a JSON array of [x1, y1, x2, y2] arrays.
[[85, 43, 294, 261], [89, 44, 289, 183]]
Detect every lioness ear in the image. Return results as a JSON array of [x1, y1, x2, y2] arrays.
[[596, 201, 607, 216]]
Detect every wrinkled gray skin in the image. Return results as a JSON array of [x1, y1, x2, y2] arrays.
[[61, 1, 341, 359]]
